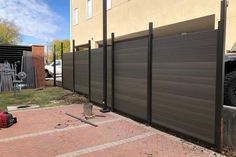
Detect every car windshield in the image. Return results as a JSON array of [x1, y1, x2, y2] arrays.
[[51, 60, 61, 66], [231, 42, 236, 52]]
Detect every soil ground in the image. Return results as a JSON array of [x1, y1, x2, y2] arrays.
[[0, 87, 86, 111]]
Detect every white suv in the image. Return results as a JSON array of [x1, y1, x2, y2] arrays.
[[45, 60, 62, 78]]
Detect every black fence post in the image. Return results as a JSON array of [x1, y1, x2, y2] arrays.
[[101, 0, 110, 113], [73, 40, 75, 93], [111, 33, 115, 112], [88, 40, 91, 101], [215, 0, 228, 152], [53, 44, 56, 87], [147, 22, 153, 125], [61, 42, 64, 88]]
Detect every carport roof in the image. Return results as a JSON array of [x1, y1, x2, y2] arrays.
[[0, 45, 32, 63]]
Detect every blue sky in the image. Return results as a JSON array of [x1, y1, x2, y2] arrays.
[[0, 0, 70, 46]]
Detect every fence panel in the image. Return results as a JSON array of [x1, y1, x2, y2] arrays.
[[114, 37, 148, 120], [91, 48, 103, 103], [63, 53, 74, 90], [152, 30, 218, 144], [90, 47, 112, 105], [75, 51, 89, 94]]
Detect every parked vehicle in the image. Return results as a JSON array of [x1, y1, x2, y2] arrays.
[[224, 42, 236, 107], [45, 60, 62, 78]]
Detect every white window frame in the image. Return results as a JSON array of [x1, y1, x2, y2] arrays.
[[87, 0, 93, 18], [74, 8, 79, 25], [107, 0, 112, 10]]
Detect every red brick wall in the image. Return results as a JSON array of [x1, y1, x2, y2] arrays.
[[32, 45, 45, 88]]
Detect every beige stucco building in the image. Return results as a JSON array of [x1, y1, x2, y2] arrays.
[[70, 0, 236, 52]]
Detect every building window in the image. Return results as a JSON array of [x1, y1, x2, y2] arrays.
[[87, 0, 93, 18], [107, 0, 112, 10], [74, 8, 78, 25]]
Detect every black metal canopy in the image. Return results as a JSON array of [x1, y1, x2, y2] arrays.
[[0, 45, 32, 63]]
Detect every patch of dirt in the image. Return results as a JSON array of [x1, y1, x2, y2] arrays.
[[34, 88, 44, 91], [222, 147, 236, 157], [45, 79, 87, 104], [59, 92, 87, 104], [49, 100, 65, 104], [45, 80, 62, 87]]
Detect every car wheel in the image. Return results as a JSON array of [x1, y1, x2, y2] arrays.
[[45, 70, 50, 78], [224, 71, 236, 107]]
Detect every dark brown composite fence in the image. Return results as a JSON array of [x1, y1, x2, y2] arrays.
[[90, 48, 103, 103], [62, 26, 224, 150], [62, 53, 73, 90], [152, 30, 218, 144], [63, 48, 112, 105], [75, 51, 89, 94], [114, 37, 148, 120], [60, 0, 231, 151]]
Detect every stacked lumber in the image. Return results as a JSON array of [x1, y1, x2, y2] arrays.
[[0, 63, 13, 92], [22, 51, 35, 88]]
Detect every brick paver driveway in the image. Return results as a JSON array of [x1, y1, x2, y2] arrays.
[[0, 104, 224, 157]]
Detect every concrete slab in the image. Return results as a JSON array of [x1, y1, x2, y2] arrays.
[[7, 104, 40, 111]]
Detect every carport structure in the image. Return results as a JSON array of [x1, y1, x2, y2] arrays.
[[0, 45, 31, 63]]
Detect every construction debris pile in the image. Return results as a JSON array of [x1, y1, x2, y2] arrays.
[[0, 61, 27, 93], [0, 45, 39, 93]]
